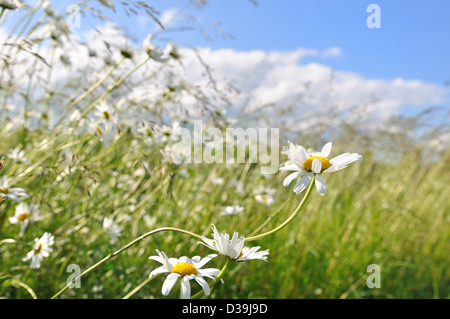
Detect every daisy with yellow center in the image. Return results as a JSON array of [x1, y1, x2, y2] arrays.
[[23, 232, 54, 269], [280, 142, 362, 196], [149, 249, 220, 299], [200, 225, 269, 262], [9, 202, 41, 237], [0, 176, 28, 202]]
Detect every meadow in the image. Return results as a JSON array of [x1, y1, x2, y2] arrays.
[[0, 0, 449, 299]]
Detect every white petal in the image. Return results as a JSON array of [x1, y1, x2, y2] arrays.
[[321, 142, 332, 158], [180, 277, 191, 299], [279, 163, 301, 172], [198, 268, 221, 279], [293, 173, 312, 194], [315, 174, 327, 196], [193, 254, 217, 269], [295, 145, 308, 163], [283, 171, 303, 187], [323, 165, 338, 173], [161, 273, 180, 296], [194, 276, 211, 296], [149, 266, 170, 279], [311, 158, 322, 174], [330, 153, 362, 170], [178, 256, 189, 264]]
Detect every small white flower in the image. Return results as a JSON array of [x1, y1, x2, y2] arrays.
[[142, 34, 169, 63], [0, 0, 27, 11], [280, 142, 362, 196], [254, 194, 275, 206], [7, 147, 30, 164], [9, 202, 41, 237], [220, 205, 244, 216], [93, 101, 119, 124], [212, 177, 224, 186], [253, 186, 276, 206], [149, 250, 220, 299], [0, 176, 28, 202], [103, 217, 121, 244], [22, 232, 54, 269], [90, 120, 117, 146], [166, 42, 181, 60], [200, 225, 269, 262]]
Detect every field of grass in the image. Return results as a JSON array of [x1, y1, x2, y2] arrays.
[[1, 124, 448, 299], [0, 1, 448, 300]]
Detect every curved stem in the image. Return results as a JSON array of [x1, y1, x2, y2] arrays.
[[248, 197, 290, 237], [122, 274, 160, 299], [245, 175, 316, 242], [51, 226, 202, 299]]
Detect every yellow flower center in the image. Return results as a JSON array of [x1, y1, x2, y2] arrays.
[[172, 262, 197, 276], [303, 156, 331, 172], [18, 213, 30, 222], [34, 243, 43, 254], [96, 127, 103, 136], [103, 111, 110, 120], [0, 188, 9, 194]]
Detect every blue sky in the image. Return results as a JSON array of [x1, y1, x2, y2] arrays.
[[4, 0, 449, 122], [114, 0, 450, 86], [18, 0, 449, 86]]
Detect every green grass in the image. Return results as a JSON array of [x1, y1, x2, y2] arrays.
[[1, 126, 448, 299]]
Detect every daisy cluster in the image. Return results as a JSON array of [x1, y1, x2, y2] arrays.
[[149, 225, 269, 299], [0, 151, 54, 269]]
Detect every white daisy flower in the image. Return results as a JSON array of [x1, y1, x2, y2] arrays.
[[0, 0, 27, 11], [200, 225, 269, 262], [211, 177, 224, 186], [0, 176, 28, 202], [254, 194, 275, 206], [90, 121, 117, 146], [280, 142, 362, 196], [166, 42, 181, 60], [22, 232, 54, 269], [93, 101, 119, 124], [220, 205, 244, 216], [149, 250, 220, 299], [253, 186, 276, 206], [9, 202, 41, 237], [103, 217, 121, 244], [7, 147, 30, 164], [142, 34, 169, 63]]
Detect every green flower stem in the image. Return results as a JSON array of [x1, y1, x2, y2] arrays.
[[248, 197, 290, 238], [50, 226, 202, 299], [190, 259, 230, 299], [122, 274, 160, 299], [245, 175, 316, 242]]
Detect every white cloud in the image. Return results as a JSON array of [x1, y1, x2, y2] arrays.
[[321, 46, 342, 58], [177, 46, 449, 128], [2, 22, 448, 132], [159, 7, 181, 28]]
